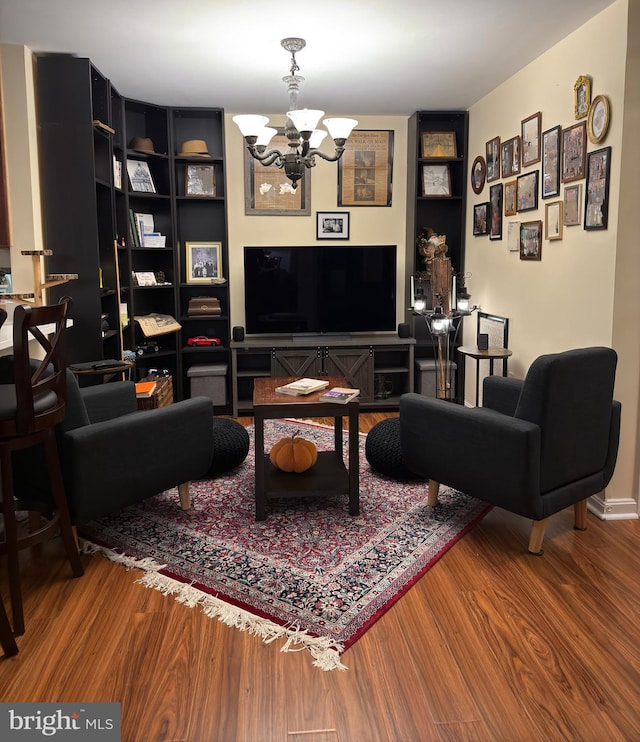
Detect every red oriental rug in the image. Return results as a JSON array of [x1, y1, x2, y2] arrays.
[[80, 419, 490, 671]]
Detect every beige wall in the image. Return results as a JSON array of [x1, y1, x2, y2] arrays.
[[224, 114, 408, 330], [466, 0, 638, 514]]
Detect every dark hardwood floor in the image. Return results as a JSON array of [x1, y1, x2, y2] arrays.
[[1, 412, 639, 741]]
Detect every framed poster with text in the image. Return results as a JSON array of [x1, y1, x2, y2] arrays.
[[338, 130, 393, 207]]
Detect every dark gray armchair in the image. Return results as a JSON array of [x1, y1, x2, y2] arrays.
[[400, 347, 621, 554], [12, 371, 214, 524]]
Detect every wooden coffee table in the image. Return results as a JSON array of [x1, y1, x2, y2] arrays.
[[252, 376, 360, 521]]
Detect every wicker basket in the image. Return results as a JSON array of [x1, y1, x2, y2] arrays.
[[136, 375, 174, 410]]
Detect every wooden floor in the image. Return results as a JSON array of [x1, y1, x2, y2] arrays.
[[1, 412, 640, 741]]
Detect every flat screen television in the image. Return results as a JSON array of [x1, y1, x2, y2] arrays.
[[244, 245, 397, 336]]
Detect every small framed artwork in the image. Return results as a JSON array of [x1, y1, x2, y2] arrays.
[[471, 155, 486, 194], [563, 183, 582, 226], [561, 121, 586, 183], [316, 211, 350, 240], [574, 75, 592, 119], [127, 160, 156, 193], [545, 201, 563, 241], [473, 202, 489, 236], [541, 125, 561, 199], [422, 164, 451, 196], [489, 183, 503, 241], [486, 137, 500, 182], [185, 163, 216, 197], [507, 222, 520, 252], [521, 112, 542, 167], [185, 241, 223, 283], [520, 220, 542, 261], [587, 95, 611, 144], [420, 131, 457, 158], [133, 271, 157, 286], [501, 136, 521, 178], [584, 146, 612, 230], [516, 171, 539, 212], [504, 180, 517, 216]]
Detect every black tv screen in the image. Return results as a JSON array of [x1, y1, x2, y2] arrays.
[[244, 245, 397, 336]]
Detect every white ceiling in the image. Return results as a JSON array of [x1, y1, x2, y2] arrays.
[[0, 0, 615, 115]]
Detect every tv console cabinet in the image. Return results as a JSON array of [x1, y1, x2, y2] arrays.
[[230, 335, 415, 417]]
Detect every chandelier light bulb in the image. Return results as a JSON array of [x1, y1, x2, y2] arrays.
[[256, 127, 277, 147], [232, 114, 269, 138], [323, 117, 358, 141], [286, 108, 324, 134], [308, 129, 328, 149]]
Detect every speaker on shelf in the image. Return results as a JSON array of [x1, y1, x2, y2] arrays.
[[232, 326, 245, 342], [397, 322, 411, 339], [477, 333, 489, 351]]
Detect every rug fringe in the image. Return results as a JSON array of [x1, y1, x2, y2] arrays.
[[80, 539, 347, 672]]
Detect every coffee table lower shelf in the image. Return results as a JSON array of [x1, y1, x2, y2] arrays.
[[262, 451, 350, 498]]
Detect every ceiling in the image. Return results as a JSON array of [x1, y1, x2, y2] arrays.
[[0, 0, 615, 116]]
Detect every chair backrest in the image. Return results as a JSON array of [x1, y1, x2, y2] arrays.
[[11, 296, 72, 435], [514, 347, 617, 493]]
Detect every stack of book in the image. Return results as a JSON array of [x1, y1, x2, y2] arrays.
[[319, 386, 360, 404], [274, 378, 330, 396], [129, 210, 167, 248]]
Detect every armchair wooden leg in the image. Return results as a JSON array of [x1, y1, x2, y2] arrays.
[[178, 483, 191, 510], [427, 480, 440, 507], [528, 519, 547, 555], [574, 499, 588, 531]]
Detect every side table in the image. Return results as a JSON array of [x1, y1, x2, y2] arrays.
[[252, 376, 360, 521], [457, 345, 513, 407]]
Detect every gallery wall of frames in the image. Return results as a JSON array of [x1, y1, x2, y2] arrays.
[[469, 74, 611, 262]]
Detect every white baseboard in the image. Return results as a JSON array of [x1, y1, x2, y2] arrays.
[[588, 493, 639, 520]]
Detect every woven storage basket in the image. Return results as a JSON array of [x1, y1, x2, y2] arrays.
[[136, 375, 174, 410]]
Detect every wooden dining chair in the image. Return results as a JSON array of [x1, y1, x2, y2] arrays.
[[0, 297, 83, 636]]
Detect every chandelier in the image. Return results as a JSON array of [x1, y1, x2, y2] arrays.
[[232, 38, 358, 189]]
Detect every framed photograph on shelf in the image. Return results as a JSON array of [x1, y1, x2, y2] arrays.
[[504, 180, 517, 216], [127, 160, 156, 193], [338, 129, 393, 207], [561, 121, 586, 183], [541, 125, 561, 199], [471, 155, 486, 194], [473, 202, 489, 236], [519, 220, 542, 261], [563, 183, 582, 226], [316, 211, 350, 240], [545, 201, 563, 240], [584, 146, 612, 230], [422, 164, 451, 196], [132, 271, 157, 287], [587, 95, 610, 144], [521, 112, 542, 167], [243, 128, 310, 215], [501, 136, 521, 178], [489, 183, 503, 241], [185, 241, 223, 283], [516, 170, 538, 212], [185, 163, 216, 197], [574, 75, 592, 119], [420, 131, 456, 158], [486, 137, 500, 182]]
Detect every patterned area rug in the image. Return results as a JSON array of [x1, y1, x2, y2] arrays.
[[80, 419, 490, 671]]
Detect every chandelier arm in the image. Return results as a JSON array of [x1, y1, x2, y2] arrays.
[[307, 147, 345, 163], [247, 147, 286, 167]]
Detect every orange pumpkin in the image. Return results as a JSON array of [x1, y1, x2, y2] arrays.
[[269, 432, 318, 473]]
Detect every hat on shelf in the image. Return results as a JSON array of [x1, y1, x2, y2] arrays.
[[129, 137, 156, 155], [179, 139, 211, 158]]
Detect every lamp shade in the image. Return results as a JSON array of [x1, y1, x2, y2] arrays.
[[256, 127, 277, 147], [323, 117, 358, 140], [232, 114, 269, 137], [308, 129, 328, 149], [286, 108, 324, 133]]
